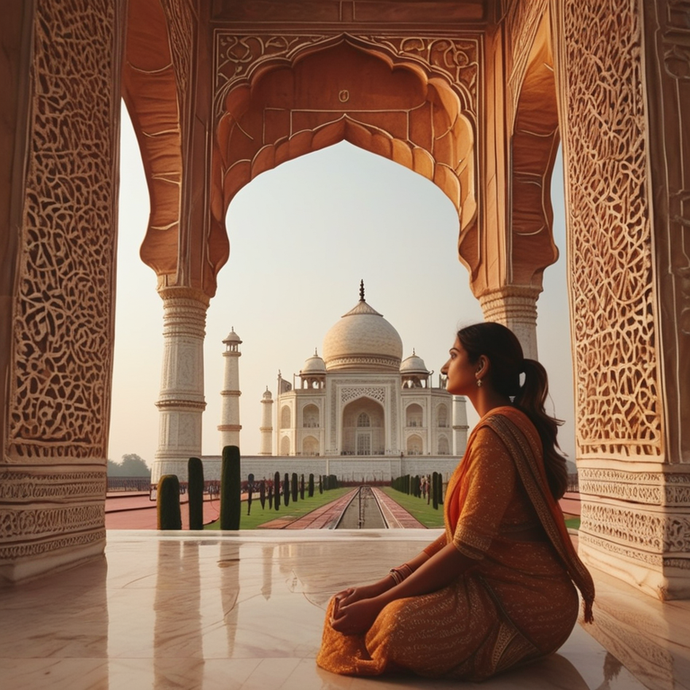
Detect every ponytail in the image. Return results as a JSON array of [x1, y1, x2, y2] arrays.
[[514, 359, 568, 500]]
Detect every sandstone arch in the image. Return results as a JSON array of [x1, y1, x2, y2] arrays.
[[213, 37, 477, 275]]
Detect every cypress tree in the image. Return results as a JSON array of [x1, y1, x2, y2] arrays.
[[284, 472, 290, 507], [308, 473, 314, 497], [274, 471, 280, 510], [259, 480, 266, 509], [220, 445, 241, 530], [187, 457, 204, 530], [157, 474, 182, 530], [291, 472, 298, 503], [300, 474, 305, 500]]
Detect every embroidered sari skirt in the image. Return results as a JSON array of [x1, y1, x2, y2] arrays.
[[317, 554, 578, 681]]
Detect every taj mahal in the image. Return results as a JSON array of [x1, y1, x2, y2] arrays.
[[2, 4, 690, 684], [205, 282, 468, 482]]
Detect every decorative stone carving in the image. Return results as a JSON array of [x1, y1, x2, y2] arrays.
[[215, 32, 478, 119], [558, 0, 661, 459], [579, 468, 690, 506], [0, 529, 106, 563], [7, 0, 119, 461], [0, 470, 106, 502], [340, 387, 386, 405], [580, 502, 690, 555]]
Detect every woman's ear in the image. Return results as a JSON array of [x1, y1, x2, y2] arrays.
[[476, 355, 490, 379]]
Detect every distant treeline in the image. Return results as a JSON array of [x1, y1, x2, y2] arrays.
[[107, 454, 151, 477]]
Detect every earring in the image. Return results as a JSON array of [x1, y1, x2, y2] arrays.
[[476, 378, 482, 388]]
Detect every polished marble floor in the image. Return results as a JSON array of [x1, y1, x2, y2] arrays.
[[0, 530, 688, 690]]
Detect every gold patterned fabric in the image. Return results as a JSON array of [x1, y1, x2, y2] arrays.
[[317, 407, 593, 680]]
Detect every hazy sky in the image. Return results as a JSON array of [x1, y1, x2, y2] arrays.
[[109, 107, 574, 466]]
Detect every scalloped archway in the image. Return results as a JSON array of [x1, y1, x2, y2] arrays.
[[211, 37, 477, 275]]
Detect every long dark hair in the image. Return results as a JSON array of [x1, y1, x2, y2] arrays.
[[457, 322, 568, 500]]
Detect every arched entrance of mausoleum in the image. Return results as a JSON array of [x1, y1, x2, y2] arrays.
[[341, 398, 385, 456]]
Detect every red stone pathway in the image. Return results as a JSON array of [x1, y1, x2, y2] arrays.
[[259, 488, 358, 529], [105, 492, 220, 530], [371, 488, 425, 528]]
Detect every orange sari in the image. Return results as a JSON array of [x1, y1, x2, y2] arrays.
[[317, 407, 594, 680]]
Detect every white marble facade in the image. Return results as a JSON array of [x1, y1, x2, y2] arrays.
[[271, 286, 468, 464]]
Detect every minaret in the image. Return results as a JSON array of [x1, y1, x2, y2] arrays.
[[218, 328, 242, 450], [259, 387, 273, 455]]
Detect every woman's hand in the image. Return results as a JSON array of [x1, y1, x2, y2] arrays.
[[333, 578, 391, 611], [330, 597, 384, 635]]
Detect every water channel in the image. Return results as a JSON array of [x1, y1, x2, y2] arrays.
[[334, 486, 388, 529]]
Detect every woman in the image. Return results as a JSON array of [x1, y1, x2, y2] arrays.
[[317, 322, 594, 680]]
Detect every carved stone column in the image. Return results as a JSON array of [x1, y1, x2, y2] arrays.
[[0, 0, 124, 582], [553, 0, 690, 599], [479, 286, 541, 359], [152, 288, 209, 483]]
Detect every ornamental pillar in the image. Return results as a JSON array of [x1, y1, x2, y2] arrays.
[[478, 286, 541, 360], [553, 0, 690, 598], [152, 288, 209, 483], [0, 0, 124, 582]]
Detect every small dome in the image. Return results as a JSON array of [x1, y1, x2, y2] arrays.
[[262, 387, 273, 400], [223, 327, 242, 344], [400, 350, 428, 375], [322, 285, 403, 372], [301, 349, 327, 375]]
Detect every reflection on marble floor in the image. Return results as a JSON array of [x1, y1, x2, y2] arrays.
[[0, 530, 688, 690]]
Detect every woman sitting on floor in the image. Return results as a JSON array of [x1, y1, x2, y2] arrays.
[[317, 322, 594, 681]]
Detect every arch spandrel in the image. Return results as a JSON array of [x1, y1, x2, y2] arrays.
[[212, 34, 478, 262]]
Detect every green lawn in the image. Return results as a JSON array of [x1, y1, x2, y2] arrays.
[[379, 487, 446, 528], [204, 487, 352, 530]]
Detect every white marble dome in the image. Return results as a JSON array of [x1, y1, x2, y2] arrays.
[[400, 351, 428, 374], [222, 327, 242, 344], [301, 349, 327, 375], [323, 298, 403, 372]]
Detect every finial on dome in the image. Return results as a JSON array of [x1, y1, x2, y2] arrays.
[[314, 347, 318, 356], [359, 279, 365, 302], [413, 348, 416, 355]]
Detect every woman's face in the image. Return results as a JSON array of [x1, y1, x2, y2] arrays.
[[441, 336, 477, 395]]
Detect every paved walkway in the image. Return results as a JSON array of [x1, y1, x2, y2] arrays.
[[105, 492, 220, 529], [372, 487, 426, 528], [260, 489, 359, 529]]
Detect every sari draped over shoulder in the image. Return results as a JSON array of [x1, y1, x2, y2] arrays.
[[317, 406, 594, 681]]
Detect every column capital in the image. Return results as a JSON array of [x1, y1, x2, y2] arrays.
[[157, 286, 211, 307], [478, 286, 541, 359]]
